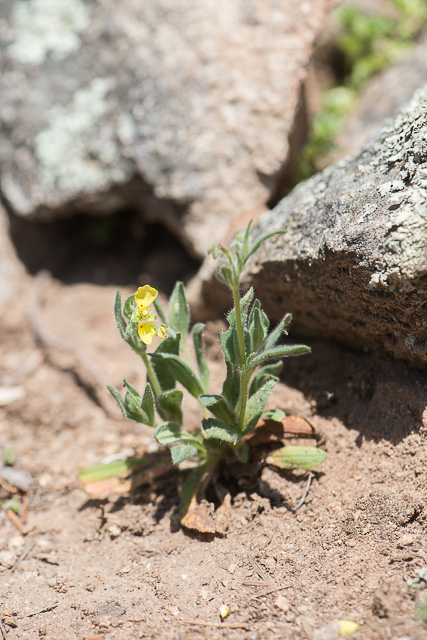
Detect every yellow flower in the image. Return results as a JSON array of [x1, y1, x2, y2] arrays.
[[157, 324, 168, 339], [135, 285, 158, 316], [134, 285, 168, 345]]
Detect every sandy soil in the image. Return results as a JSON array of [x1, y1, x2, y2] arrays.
[[1, 273, 426, 640]]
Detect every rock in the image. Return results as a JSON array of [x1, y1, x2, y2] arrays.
[[334, 33, 427, 160], [0, 0, 334, 258], [0, 465, 32, 492], [0, 205, 27, 314], [191, 86, 427, 367]]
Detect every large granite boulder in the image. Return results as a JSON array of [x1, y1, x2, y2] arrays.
[[0, 0, 333, 257], [190, 86, 427, 367]]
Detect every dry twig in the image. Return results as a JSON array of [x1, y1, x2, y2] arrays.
[[294, 472, 314, 511], [10, 541, 35, 573], [179, 619, 249, 629]]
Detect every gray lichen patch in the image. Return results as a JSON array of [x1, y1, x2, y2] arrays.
[[35, 78, 124, 193], [8, 0, 90, 65]]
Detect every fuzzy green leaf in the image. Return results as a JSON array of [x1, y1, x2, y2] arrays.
[[220, 325, 240, 366], [263, 314, 293, 351], [107, 385, 127, 418], [215, 264, 234, 286], [78, 457, 144, 483], [123, 293, 137, 320], [221, 361, 241, 410], [248, 299, 269, 352], [171, 443, 200, 464], [192, 323, 209, 391], [154, 422, 184, 445], [152, 333, 181, 391], [250, 344, 311, 369], [249, 361, 282, 395], [157, 389, 183, 424], [243, 375, 277, 434], [141, 383, 156, 426], [168, 281, 190, 336], [199, 394, 236, 423], [202, 418, 239, 443], [114, 290, 127, 339], [122, 380, 151, 424], [227, 287, 254, 327], [151, 353, 204, 398], [245, 229, 287, 263], [262, 408, 286, 422], [266, 446, 327, 470]]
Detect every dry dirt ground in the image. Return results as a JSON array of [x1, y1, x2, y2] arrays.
[[0, 257, 426, 639]]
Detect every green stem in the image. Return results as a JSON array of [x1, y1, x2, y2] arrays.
[[141, 351, 162, 398], [237, 369, 250, 433], [232, 284, 246, 367]]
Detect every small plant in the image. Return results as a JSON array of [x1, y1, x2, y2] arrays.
[[80, 222, 326, 531]]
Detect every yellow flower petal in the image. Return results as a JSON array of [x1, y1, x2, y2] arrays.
[[157, 325, 168, 339], [135, 285, 158, 311], [138, 322, 156, 345], [339, 620, 360, 635]]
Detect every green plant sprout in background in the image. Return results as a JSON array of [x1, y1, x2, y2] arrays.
[[79, 222, 327, 531], [299, 0, 427, 177]]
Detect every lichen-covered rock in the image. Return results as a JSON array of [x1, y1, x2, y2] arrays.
[[334, 33, 427, 161], [190, 86, 427, 367], [0, 0, 333, 257]]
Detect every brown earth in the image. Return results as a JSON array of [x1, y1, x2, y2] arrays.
[[0, 250, 426, 639]]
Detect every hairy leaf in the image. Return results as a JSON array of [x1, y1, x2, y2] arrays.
[[171, 443, 200, 464], [192, 323, 209, 391], [249, 344, 311, 369], [154, 422, 184, 445], [263, 314, 292, 351], [249, 361, 282, 395], [123, 293, 137, 320], [151, 353, 204, 398], [157, 389, 183, 424], [140, 383, 156, 426], [122, 380, 151, 424], [227, 287, 254, 328], [199, 394, 236, 423], [248, 299, 269, 352], [152, 333, 180, 391], [168, 281, 190, 336], [78, 457, 143, 484], [221, 361, 241, 410], [243, 376, 277, 434], [202, 418, 239, 443], [114, 290, 127, 339], [266, 445, 327, 470], [244, 229, 287, 263], [220, 325, 240, 366], [107, 385, 127, 418]]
